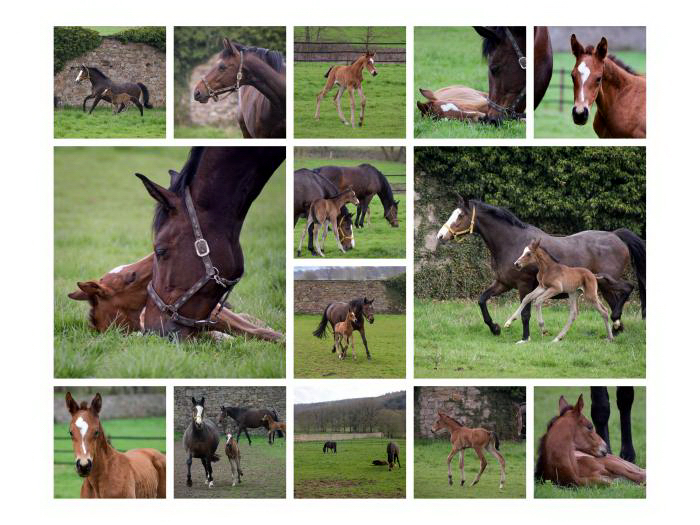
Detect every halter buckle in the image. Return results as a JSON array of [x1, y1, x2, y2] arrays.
[[194, 238, 210, 257], [518, 57, 527, 70]]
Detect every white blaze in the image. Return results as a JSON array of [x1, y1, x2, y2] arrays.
[[437, 208, 461, 239], [75, 416, 89, 455], [75, 69, 83, 82], [195, 405, 203, 424], [226, 433, 232, 444], [577, 61, 590, 103], [369, 58, 374, 64]]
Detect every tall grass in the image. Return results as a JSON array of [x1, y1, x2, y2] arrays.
[[54, 107, 166, 138]]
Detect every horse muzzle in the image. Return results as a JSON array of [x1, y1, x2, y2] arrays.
[[193, 88, 210, 104], [75, 458, 92, 477], [572, 105, 589, 125], [368, 317, 375, 324], [514, 261, 523, 270], [371, 71, 378, 77]]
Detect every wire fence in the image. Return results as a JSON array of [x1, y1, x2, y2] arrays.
[[54, 435, 166, 465], [540, 69, 571, 112], [294, 41, 406, 64]]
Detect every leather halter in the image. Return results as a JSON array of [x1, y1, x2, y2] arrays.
[[200, 49, 245, 102], [147, 186, 240, 329], [448, 207, 477, 241], [337, 214, 353, 244], [486, 28, 527, 120]]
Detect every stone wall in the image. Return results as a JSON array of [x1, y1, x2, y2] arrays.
[[181, 52, 239, 127], [54, 38, 166, 107], [174, 386, 286, 434], [294, 280, 405, 314], [549, 26, 646, 52], [414, 387, 525, 441]]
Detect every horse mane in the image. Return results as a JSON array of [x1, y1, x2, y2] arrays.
[[440, 412, 464, 428], [360, 163, 395, 205], [224, 42, 286, 72], [469, 200, 529, 229], [87, 66, 108, 81], [607, 54, 639, 75], [326, 188, 355, 200], [348, 298, 365, 317], [153, 147, 205, 232]]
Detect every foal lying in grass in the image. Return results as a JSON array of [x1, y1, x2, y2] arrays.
[[504, 239, 613, 342]]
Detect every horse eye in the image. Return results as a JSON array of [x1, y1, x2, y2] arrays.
[[94, 430, 99, 437], [68, 429, 72, 437], [155, 247, 167, 258], [490, 65, 500, 75], [596, 76, 602, 83], [218, 64, 226, 71]]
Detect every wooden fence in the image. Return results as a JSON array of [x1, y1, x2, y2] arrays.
[[294, 41, 406, 63]]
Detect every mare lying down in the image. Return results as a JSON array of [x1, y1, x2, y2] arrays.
[[416, 86, 489, 122], [67, 253, 283, 342]]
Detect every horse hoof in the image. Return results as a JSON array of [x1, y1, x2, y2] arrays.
[[492, 323, 502, 335], [208, 481, 214, 488], [515, 338, 529, 345], [503, 321, 511, 329], [366, 355, 371, 360], [186, 478, 192, 487], [552, 338, 561, 343], [448, 479, 453, 486], [296, 251, 301, 257]]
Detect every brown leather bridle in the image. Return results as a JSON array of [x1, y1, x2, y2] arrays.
[[200, 49, 245, 102], [486, 28, 527, 120]]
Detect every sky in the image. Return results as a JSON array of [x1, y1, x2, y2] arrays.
[[294, 384, 405, 404]]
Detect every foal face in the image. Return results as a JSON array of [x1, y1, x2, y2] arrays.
[[430, 413, 449, 433], [194, 38, 241, 103], [364, 53, 378, 76], [561, 395, 608, 457], [66, 392, 102, 477], [513, 240, 540, 269], [570, 35, 607, 125]]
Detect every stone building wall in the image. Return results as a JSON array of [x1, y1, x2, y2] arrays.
[[294, 280, 405, 314]]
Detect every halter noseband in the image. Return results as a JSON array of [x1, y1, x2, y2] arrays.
[[486, 28, 527, 120], [200, 49, 245, 102], [147, 186, 240, 329], [448, 207, 477, 241], [337, 215, 354, 244]]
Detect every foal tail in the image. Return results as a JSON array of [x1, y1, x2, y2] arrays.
[[614, 228, 646, 318], [490, 431, 500, 451], [313, 304, 332, 338], [323, 66, 333, 78], [137, 82, 153, 109]]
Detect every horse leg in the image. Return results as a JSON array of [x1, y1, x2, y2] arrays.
[[504, 286, 544, 330], [297, 214, 311, 256], [334, 86, 349, 125], [314, 221, 326, 257], [315, 76, 334, 119], [487, 443, 507, 489], [82, 94, 94, 112], [358, 84, 366, 127], [459, 449, 466, 486], [592, 295, 614, 341], [88, 95, 103, 115], [244, 427, 252, 446], [358, 325, 371, 359], [548, 291, 576, 342], [348, 87, 356, 128], [447, 447, 457, 485], [186, 453, 193, 486], [131, 97, 143, 117], [200, 457, 211, 487], [471, 447, 488, 487], [236, 425, 243, 443], [330, 217, 345, 253], [478, 281, 510, 336], [616, 386, 636, 463], [229, 456, 237, 486], [350, 332, 356, 360], [590, 387, 612, 454]]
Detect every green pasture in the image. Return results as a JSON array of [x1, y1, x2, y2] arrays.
[[84, 27, 135, 36], [294, 62, 406, 138], [294, 314, 406, 378], [535, 51, 646, 138], [174, 124, 243, 138], [414, 439, 525, 498], [54, 416, 166, 498], [295, 438, 406, 498], [534, 386, 646, 498], [413, 27, 525, 139], [54, 147, 285, 378], [54, 107, 166, 139], [293, 27, 406, 46], [294, 157, 406, 259], [414, 299, 645, 378]]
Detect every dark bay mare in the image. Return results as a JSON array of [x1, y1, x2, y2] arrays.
[[314, 164, 399, 228], [437, 198, 646, 343], [75, 64, 153, 114], [473, 27, 526, 123], [136, 146, 284, 340], [323, 441, 337, 453], [534, 27, 553, 110], [590, 387, 637, 462], [313, 297, 375, 359], [218, 406, 283, 445], [193, 38, 286, 138], [294, 168, 355, 255], [183, 397, 220, 488]]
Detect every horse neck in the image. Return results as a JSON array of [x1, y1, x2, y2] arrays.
[[350, 57, 367, 77], [334, 192, 354, 207], [533, 248, 556, 273], [242, 55, 286, 112], [376, 174, 394, 211], [88, 69, 107, 87], [88, 425, 120, 480], [596, 58, 635, 114], [472, 208, 532, 261]]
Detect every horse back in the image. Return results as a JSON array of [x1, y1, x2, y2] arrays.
[[124, 448, 166, 498]]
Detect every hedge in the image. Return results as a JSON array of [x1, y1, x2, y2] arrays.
[[414, 147, 646, 300], [111, 27, 166, 52], [54, 27, 102, 74]]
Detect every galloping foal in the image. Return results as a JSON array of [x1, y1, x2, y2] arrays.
[[297, 189, 360, 257], [431, 410, 506, 489], [314, 52, 378, 128], [261, 414, 286, 443], [504, 239, 613, 342], [334, 309, 357, 359], [224, 433, 243, 486], [101, 88, 143, 116]]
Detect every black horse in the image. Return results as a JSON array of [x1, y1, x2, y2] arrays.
[[75, 64, 153, 114], [323, 441, 337, 453], [387, 442, 401, 470], [437, 198, 646, 342], [183, 397, 220, 488], [294, 168, 355, 255], [313, 297, 375, 359], [590, 386, 636, 462], [219, 406, 283, 445]]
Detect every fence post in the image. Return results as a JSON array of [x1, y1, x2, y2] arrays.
[[559, 68, 565, 112]]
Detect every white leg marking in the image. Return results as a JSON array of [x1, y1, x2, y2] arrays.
[[75, 416, 89, 455], [440, 103, 460, 112], [577, 62, 590, 103]]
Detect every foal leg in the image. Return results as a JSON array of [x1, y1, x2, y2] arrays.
[[297, 214, 311, 256], [459, 449, 466, 486], [186, 452, 193, 486], [229, 456, 238, 486], [471, 447, 488, 487], [314, 221, 326, 257], [350, 332, 356, 360], [447, 446, 457, 485], [551, 292, 577, 342], [358, 84, 366, 127], [589, 294, 614, 341], [330, 217, 346, 253], [487, 443, 507, 489], [504, 286, 545, 329], [334, 86, 349, 125], [315, 75, 334, 119], [348, 87, 356, 128]]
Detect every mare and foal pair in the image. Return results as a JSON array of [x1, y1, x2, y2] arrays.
[[297, 188, 360, 257]]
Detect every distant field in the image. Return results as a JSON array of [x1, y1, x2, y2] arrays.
[[55, 107, 166, 138], [535, 51, 646, 138], [414, 439, 525, 498], [534, 387, 646, 498], [293, 27, 406, 46], [174, 124, 243, 138], [83, 26, 134, 36], [295, 438, 406, 498]]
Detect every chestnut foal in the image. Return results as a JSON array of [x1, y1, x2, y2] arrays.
[[224, 433, 243, 486], [504, 239, 613, 342], [431, 410, 506, 490], [334, 309, 357, 359], [297, 189, 360, 257], [261, 414, 286, 443]]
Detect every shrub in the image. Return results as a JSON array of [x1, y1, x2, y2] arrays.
[[110, 27, 166, 52], [54, 27, 101, 74]]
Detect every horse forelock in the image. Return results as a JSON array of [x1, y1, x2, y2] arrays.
[[153, 147, 204, 233]]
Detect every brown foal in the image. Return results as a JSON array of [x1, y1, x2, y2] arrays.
[[297, 189, 360, 257], [224, 433, 243, 486], [314, 52, 378, 128], [504, 239, 613, 342], [536, 395, 646, 486], [431, 410, 506, 489], [333, 309, 357, 359], [261, 414, 286, 443]]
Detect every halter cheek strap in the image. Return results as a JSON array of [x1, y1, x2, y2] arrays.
[[337, 215, 354, 244], [201, 49, 245, 102], [448, 207, 476, 242], [486, 28, 527, 120]]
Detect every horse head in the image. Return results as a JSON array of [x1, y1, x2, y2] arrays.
[[514, 238, 541, 269], [338, 207, 355, 250], [75, 64, 88, 83], [431, 410, 450, 433], [437, 196, 475, 242], [364, 52, 378, 76], [570, 34, 607, 126], [557, 395, 608, 457], [191, 397, 206, 430], [66, 392, 103, 477], [194, 38, 244, 103], [384, 199, 400, 227], [362, 297, 375, 324]]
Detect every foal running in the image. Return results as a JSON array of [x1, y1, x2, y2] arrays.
[[101, 88, 144, 116], [431, 410, 506, 489], [504, 239, 613, 342], [314, 52, 378, 128], [297, 189, 359, 257], [334, 309, 357, 359]]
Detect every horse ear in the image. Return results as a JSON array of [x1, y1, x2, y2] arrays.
[[76, 280, 105, 298], [135, 173, 178, 212], [473, 26, 500, 43], [200, 397, 205, 407], [570, 34, 585, 58], [558, 395, 570, 414], [574, 394, 585, 413], [90, 393, 102, 415], [168, 169, 180, 183], [223, 38, 238, 56], [595, 37, 608, 61], [191, 397, 197, 406], [68, 286, 89, 301], [66, 392, 80, 415], [394, 200, 400, 206], [532, 238, 541, 249]]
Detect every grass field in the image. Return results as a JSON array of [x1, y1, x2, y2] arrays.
[[294, 314, 406, 378], [295, 438, 406, 498], [294, 62, 406, 138], [54, 416, 166, 498], [414, 299, 645, 378], [535, 51, 646, 138], [413, 27, 525, 139], [54, 147, 285, 378], [414, 439, 525, 498], [54, 107, 166, 138], [534, 386, 646, 498], [294, 156, 406, 259], [174, 434, 285, 498], [293, 27, 406, 46], [84, 27, 135, 36], [174, 124, 243, 138]]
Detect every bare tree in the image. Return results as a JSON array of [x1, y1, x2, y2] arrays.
[[363, 26, 376, 51]]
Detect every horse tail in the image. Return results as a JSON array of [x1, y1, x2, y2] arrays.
[[313, 304, 332, 338], [210, 453, 220, 463], [137, 83, 153, 109], [323, 66, 333, 78], [614, 228, 646, 318], [490, 431, 500, 451]]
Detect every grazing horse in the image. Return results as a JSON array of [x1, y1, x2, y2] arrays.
[[136, 146, 284, 339], [387, 442, 401, 471], [75, 64, 152, 114], [314, 52, 378, 128], [65, 392, 166, 498], [535, 395, 645, 486], [431, 410, 506, 489], [590, 387, 637, 462], [297, 189, 360, 257], [436, 198, 645, 343], [313, 297, 376, 359], [193, 38, 286, 138], [570, 35, 646, 138], [102, 88, 143, 116], [534, 26, 553, 110], [504, 239, 614, 342], [224, 433, 243, 486], [261, 414, 286, 443], [184, 397, 220, 488], [314, 164, 400, 229], [323, 441, 337, 454], [473, 27, 526, 122], [333, 309, 357, 359], [219, 406, 283, 445]]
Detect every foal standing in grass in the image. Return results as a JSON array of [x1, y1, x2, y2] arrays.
[[261, 414, 286, 443], [504, 239, 614, 342], [334, 309, 357, 359], [297, 189, 359, 257], [314, 52, 378, 128], [224, 433, 242, 486]]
